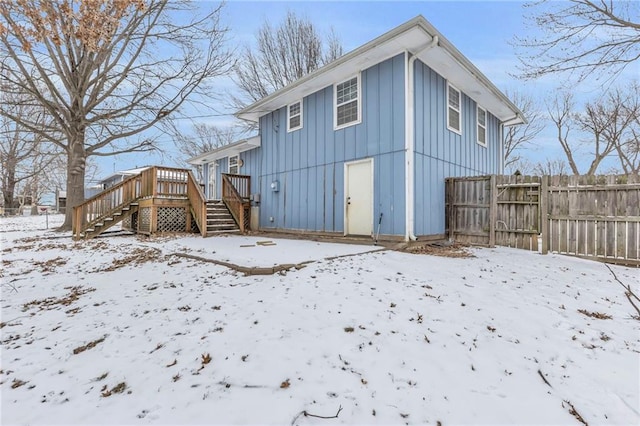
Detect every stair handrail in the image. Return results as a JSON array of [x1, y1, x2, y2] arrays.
[[221, 173, 250, 232], [186, 170, 207, 236], [73, 166, 207, 239], [72, 169, 150, 239]]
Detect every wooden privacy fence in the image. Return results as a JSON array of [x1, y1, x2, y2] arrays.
[[446, 174, 640, 266]]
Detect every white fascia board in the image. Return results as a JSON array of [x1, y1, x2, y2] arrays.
[[236, 15, 524, 126], [236, 19, 428, 122], [187, 136, 261, 165]]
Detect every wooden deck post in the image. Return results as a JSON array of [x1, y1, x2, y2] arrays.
[[152, 166, 158, 197], [72, 206, 78, 238], [540, 175, 549, 255]]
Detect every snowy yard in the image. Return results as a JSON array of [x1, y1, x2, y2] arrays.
[[1, 214, 639, 425]]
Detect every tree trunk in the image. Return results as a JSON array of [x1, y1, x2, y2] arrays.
[[60, 135, 87, 230], [3, 170, 17, 211]]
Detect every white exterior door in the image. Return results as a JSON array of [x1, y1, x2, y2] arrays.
[[208, 162, 217, 200], [345, 159, 373, 236]]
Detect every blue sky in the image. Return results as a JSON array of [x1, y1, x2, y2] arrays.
[[95, 0, 636, 179]]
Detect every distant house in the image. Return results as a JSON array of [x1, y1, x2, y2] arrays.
[[190, 16, 524, 241], [85, 167, 151, 198]]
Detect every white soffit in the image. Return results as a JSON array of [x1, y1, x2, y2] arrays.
[[418, 47, 518, 122]]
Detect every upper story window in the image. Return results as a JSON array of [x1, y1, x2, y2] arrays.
[[335, 75, 361, 129], [447, 83, 461, 134], [287, 100, 303, 132], [477, 106, 487, 146], [229, 155, 239, 174]]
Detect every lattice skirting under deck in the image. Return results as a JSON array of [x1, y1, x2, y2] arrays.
[[139, 207, 152, 233], [122, 211, 138, 231], [157, 207, 186, 233]]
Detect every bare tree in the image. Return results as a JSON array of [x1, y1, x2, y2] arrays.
[[0, 92, 60, 212], [533, 158, 570, 176], [233, 10, 343, 106], [175, 123, 238, 161], [618, 118, 640, 174], [0, 0, 233, 229], [575, 97, 619, 175], [546, 84, 640, 175], [170, 122, 239, 181], [547, 91, 581, 175], [610, 83, 640, 174], [516, 0, 640, 81], [503, 90, 544, 169]]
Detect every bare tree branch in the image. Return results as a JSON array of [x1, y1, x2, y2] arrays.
[[0, 88, 62, 211], [0, 0, 234, 229], [515, 0, 640, 82], [231, 10, 343, 113], [504, 90, 545, 169], [547, 91, 581, 175]]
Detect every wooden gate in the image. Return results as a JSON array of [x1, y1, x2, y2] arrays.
[[445, 175, 541, 251]]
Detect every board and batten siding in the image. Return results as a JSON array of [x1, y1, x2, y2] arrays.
[[413, 60, 503, 236], [257, 53, 406, 235]]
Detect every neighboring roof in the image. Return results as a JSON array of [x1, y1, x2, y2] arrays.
[[187, 136, 261, 165], [98, 166, 151, 184], [236, 15, 525, 125]]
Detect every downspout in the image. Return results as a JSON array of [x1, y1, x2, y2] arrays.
[[499, 123, 505, 173], [405, 35, 439, 242]]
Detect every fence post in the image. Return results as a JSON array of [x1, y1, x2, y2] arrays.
[[489, 175, 497, 247], [540, 175, 549, 255], [444, 178, 452, 240]]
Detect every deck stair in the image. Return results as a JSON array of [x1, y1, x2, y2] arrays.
[[205, 200, 240, 235], [82, 202, 139, 239], [73, 166, 252, 240]]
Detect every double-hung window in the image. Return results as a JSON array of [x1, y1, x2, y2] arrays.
[[228, 155, 239, 174], [335, 75, 360, 129], [477, 106, 487, 146], [287, 101, 302, 132], [447, 83, 462, 134]]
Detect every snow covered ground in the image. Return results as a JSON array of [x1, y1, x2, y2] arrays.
[[1, 214, 639, 425]]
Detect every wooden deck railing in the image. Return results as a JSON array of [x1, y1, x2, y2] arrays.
[[222, 173, 251, 232], [73, 172, 143, 238], [73, 166, 206, 239], [186, 170, 207, 236]]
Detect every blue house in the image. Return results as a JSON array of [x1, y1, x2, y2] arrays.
[[189, 16, 524, 241]]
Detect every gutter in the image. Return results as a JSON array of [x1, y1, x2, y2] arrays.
[[405, 36, 439, 242], [502, 113, 526, 127]]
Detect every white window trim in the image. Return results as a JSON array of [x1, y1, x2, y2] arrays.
[[287, 100, 303, 132], [477, 106, 487, 147], [447, 83, 462, 135], [334, 73, 362, 131], [228, 154, 239, 174]]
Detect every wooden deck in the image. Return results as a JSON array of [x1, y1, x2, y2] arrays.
[[73, 166, 250, 240]]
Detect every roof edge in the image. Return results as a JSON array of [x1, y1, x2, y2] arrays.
[[236, 16, 428, 121], [236, 15, 524, 124]]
